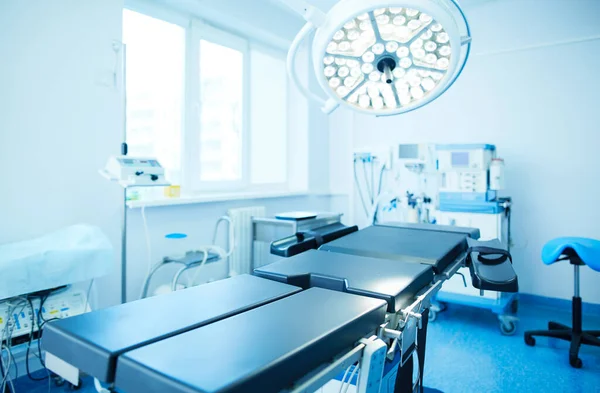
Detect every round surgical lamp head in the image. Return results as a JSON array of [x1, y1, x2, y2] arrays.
[[283, 0, 471, 116]]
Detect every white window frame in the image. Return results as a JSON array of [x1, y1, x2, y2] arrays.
[[184, 20, 251, 192], [124, 1, 300, 198], [248, 42, 291, 193]]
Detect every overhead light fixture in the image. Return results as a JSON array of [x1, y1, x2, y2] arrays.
[[282, 0, 471, 116]]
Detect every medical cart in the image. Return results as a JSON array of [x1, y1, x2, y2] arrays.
[[434, 198, 518, 335]]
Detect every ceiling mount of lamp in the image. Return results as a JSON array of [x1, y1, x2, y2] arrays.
[[281, 0, 472, 116]]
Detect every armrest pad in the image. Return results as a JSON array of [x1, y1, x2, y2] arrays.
[[270, 224, 358, 257], [467, 238, 518, 293]]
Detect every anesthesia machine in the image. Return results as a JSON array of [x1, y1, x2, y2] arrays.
[[354, 143, 516, 333]]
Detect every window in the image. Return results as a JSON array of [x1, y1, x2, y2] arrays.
[[198, 40, 244, 183], [250, 46, 288, 185], [122, 9, 185, 181], [123, 7, 300, 197]]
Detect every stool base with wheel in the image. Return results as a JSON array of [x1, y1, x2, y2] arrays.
[[524, 238, 600, 368]]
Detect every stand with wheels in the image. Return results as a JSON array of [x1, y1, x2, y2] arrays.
[[524, 262, 600, 368]]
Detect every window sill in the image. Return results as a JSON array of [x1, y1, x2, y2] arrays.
[[126, 190, 312, 209]]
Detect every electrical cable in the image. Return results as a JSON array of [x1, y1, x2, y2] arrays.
[[1, 346, 15, 393], [85, 279, 95, 312], [179, 249, 208, 290], [141, 206, 153, 276], [0, 356, 11, 393], [26, 298, 48, 382], [413, 345, 421, 393], [139, 260, 187, 299], [342, 365, 359, 393], [362, 161, 373, 204], [1, 346, 11, 393], [371, 161, 375, 203], [337, 364, 352, 393], [188, 216, 235, 287], [35, 293, 58, 368], [373, 165, 387, 224], [185, 245, 230, 288], [377, 165, 386, 195], [353, 160, 371, 219], [1, 299, 26, 393]]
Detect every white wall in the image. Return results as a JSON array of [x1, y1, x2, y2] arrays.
[[0, 0, 125, 309], [330, 0, 600, 304]]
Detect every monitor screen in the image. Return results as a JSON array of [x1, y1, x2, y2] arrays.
[[451, 152, 469, 167]]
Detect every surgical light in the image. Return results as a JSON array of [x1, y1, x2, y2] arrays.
[[282, 0, 471, 116]]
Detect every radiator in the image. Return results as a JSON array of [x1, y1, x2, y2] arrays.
[[227, 206, 266, 276]]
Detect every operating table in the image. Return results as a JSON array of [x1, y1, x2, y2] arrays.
[[41, 223, 518, 393]]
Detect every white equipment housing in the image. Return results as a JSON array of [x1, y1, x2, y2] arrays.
[[397, 144, 436, 173], [437, 144, 496, 194], [100, 156, 168, 187], [441, 170, 488, 193]]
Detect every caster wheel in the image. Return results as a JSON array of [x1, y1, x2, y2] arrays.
[[570, 357, 583, 369], [53, 376, 66, 387], [500, 321, 517, 336], [524, 335, 536, 346], [67, 378, 83, 390], [429, 309, 438, 322]]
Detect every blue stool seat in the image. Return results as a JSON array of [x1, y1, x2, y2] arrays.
[[525, 236, 600, 368], [542, 237, 600, 271]]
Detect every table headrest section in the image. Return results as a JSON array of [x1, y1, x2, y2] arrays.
[[254, 249, 433, 313], [319, 225, 468, 274], [41, 275, 301, 383], [115, 288, 387, 393]]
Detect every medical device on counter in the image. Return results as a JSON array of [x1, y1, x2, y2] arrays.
[[100, 154, 171, 304], [100, 156, 169, 187]]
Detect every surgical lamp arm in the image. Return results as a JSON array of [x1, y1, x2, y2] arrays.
[[287, 22, 335, 112], [282, 1, 340, 114], [278, 0, 326, 26]]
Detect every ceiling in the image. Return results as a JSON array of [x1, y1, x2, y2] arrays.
[[266, 0, 500, 19]]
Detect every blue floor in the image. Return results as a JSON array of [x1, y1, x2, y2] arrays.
[[11, 300, 600, 393], [423, 299, 600, 393]]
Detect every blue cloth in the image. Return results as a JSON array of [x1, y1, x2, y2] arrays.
[[542, 237, 600, 272]]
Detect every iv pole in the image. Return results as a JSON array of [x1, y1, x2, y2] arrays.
[[120, 42, 128, 304]]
